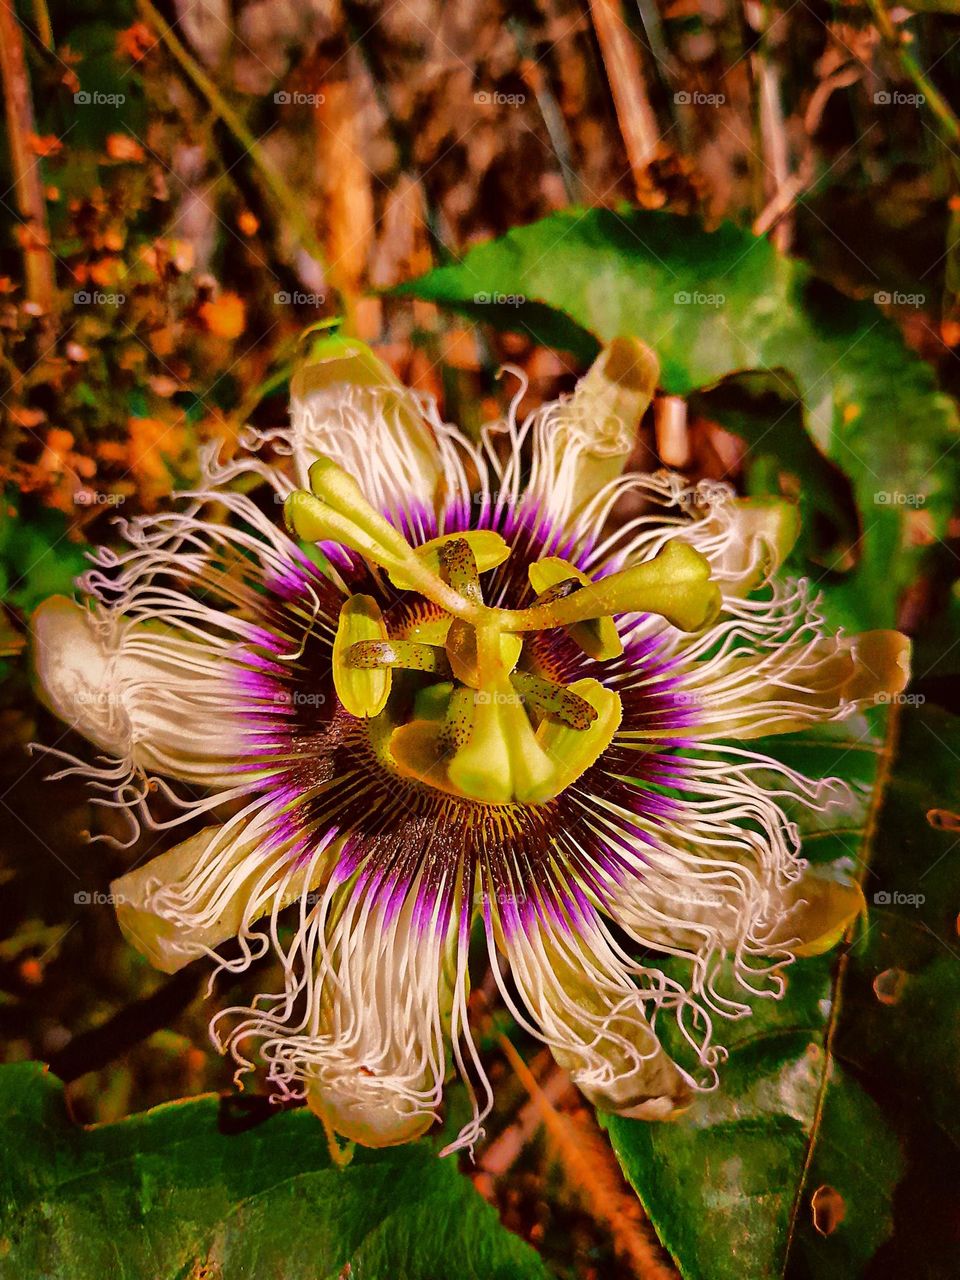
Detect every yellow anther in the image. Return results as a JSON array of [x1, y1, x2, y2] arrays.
[[528, 557, 623, 660], [333, 595, 392, 717]]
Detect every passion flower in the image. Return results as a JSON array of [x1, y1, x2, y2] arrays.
[[32, 332, 910, 1153]]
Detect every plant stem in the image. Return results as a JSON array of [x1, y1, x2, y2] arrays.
[[136, 0, 350, 315], [31, 0, 53, 51], [866, 0, 960, 146], [0, 0, 56, 321], [589, 0, 661, 193]]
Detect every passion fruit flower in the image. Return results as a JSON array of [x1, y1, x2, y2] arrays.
[[31, 333, 910, 1154]]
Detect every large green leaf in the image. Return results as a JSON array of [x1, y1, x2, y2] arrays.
[[602, 700, 960, 1279], [0, 1062, 549, 1280]]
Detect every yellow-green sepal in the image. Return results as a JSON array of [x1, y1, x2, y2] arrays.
[[780, 871, 866, 957]]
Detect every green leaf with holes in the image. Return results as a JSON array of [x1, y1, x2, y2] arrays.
[[0, 1063, 549, 1280], [600, 697, 960, 1280]]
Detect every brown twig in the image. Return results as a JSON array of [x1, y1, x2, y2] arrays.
[[746, 1, 793, 252], [47, 964, 205, 1082], [0, 0, 56, 320], [589, 0, 662, 197], [497, 1033, 679, 1280]]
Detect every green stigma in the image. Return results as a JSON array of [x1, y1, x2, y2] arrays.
[[285, 458, 721, 807]]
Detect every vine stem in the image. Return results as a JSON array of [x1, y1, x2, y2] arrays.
[[136, 0, 350, 317], [866, 0, 960, 146], [497, 1033, 679, 1280]]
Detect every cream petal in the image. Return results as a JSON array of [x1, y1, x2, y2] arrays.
[[493, 900, 690, 1119], [289, 333, 474, 529], [112, 817, 335, 974], [303, 886, 457, 1147], [32, 596, 262, 789], [698, 496, 801, 593], [32, 595, 128, 757], [522, 337, 659, 527], [667, 629, 912, 741], [612, 852, 863, 961]]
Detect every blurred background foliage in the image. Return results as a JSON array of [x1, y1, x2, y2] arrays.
[[1, 0, 960, 1276]]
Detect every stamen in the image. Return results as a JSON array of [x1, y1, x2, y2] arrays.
[[528, 557, 623, 661], [346, 639, 451, 676], [333, 595, 391, 717], [510, 670, 598, 730]]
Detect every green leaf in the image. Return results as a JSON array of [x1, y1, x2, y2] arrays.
[[0, 1063, 549, 1280], [0, 496, 89, 616], [601, 698, 960, 1279], [400, 207, 960, 587]]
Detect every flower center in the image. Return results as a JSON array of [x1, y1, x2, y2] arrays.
[[285, 457, 721, 807]]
